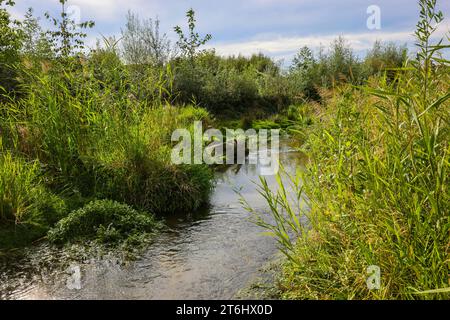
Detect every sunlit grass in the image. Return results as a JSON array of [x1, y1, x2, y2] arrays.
[[246, 0, 449, 299]]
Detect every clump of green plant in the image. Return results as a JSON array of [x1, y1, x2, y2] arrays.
[[176, 104, 211, 124], [83, 103, 214, 214], [251, 119, 283, 130], [247, 0, 449, 300], [0, 151, 68, 248], [286, 104, 310, 123], [250, 110, 311, 131], [0, 151, 41, 223], [48, 199, 161, 244], [0, 151, 66, 224], [95, 160, 214, 214]]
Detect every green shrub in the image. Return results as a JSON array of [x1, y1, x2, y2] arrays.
[[12, 55, 213, 215], [94, 159, 213, 214], [48, 199, 160, 244], [171, 52, 292, 115], [82, 104, 214, 214], [285, 105, 313, 127], [177, 105, 211, 124]]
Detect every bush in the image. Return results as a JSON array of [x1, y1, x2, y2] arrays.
[[94, 159, 214, 214], [81, 103, 214, 214], [48, 199, 160, 244], [171, 52, 292, 116], [288, 39, 407, 102]]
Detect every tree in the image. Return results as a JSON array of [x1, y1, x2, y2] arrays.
[[121, 11, 173, 66], [328, 37, 357, 83], [174, 9, 211, 59], [289, 46, 320, 101], [364, 41, 407, 80], [44, 0, 94, 57], [21, 8, 39, 54], [21, 8, 52, 58], [291, 46, 315, 72], [0, 0, 22, 94]]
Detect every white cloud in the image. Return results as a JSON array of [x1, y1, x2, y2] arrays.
[[208, 23, 450, 62], [13, 0, 159, 22], [208, 31, 408, 58], [66, 0, 160, 21], [67, 0, 123, 20], [9, 0, 449, 63]]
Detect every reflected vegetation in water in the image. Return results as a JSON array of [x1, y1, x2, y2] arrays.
[[0, 139, 306, 300]]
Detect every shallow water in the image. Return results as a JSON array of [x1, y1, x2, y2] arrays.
[[0, 139, 305, 300]]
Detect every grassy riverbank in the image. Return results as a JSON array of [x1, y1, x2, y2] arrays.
[[0, 1, 313, 249], [0, 4, 215, 248], [0, 90, 214, 248], [250, 0, 449, 299]]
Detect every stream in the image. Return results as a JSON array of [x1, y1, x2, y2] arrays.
[[0, 139, 304, 300]]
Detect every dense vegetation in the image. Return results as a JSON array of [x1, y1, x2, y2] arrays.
[[0, 0, 408, 250], [0, 0, 215, 248], [0, 0, 448, 300], [248, 0, 449, 299], [48, 199, 162, 244]]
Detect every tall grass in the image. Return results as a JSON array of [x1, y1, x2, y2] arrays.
[[0, 48, 213, 247], [0, 151, 41, 223], [0, 149, 68, 248], [248, 0, 449, 299]]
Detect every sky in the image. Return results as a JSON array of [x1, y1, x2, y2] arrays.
[[9, 0, 450, 64]]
